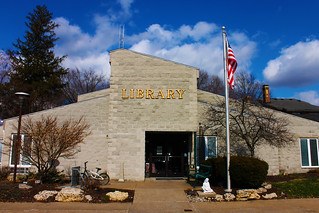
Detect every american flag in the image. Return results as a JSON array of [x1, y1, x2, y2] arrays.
[[227, 41, 237, 89]]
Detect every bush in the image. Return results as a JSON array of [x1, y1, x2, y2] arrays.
[[203, 157, 227, 186], [37, 169, 65, 183], [203, 156, 268, 188], [230, 156, 268, 188], [0, 167, 11, 181]]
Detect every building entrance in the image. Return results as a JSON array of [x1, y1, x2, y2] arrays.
[[145, 132, 191, 178]]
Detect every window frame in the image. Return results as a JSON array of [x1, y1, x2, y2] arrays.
[[196, 135, 218, 160], [300, 138, 319, 168], [9, 133, 32, 168]]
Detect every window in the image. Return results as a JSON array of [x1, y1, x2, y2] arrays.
[[10, 134, 32, 167], [300, 138, 319, 167], [196, 135, 217, 163]]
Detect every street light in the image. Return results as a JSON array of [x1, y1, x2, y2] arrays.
[[13, 92, 29, 183]]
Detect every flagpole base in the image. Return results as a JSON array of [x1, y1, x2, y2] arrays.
[[224, 189, 232, 193]]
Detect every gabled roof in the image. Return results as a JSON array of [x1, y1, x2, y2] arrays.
[[109, 48, 199, 70], [263, 98, 319, 122]]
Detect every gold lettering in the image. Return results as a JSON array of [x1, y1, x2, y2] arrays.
[[156, 90, 165, 99], [136, 89, 144, 99], [121, 88, 185, 100], [146, 89, 154, 99], [167, 89, 175, 99], [176, 89, 185, 99], [121, 89, 129, 99], [130, 89, 135, 99]]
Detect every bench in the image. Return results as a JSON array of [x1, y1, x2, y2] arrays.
[[188, 164, 212, 183]]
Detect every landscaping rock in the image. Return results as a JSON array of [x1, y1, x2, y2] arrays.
[[256, 187, 267, 193], [18, 183, 32, 190], [262, 193, 277, 199], [55, 187, 84, 202], [224, 193, 235, 201], [236, 189, 260, 200], [197, 191, 216, 198], [214, 194, 224, 202], [262, 183, 272, 189], [85, 195, 93, 202], [34, 190, 58, 201], [106, 191, 128, 202]]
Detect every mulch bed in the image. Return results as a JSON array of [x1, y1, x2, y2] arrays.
[[0, 181, 134, 203]]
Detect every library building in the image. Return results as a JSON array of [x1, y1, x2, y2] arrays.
[[1, 49, 319, 181]]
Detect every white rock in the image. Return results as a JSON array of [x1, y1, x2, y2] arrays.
[[264, 184, 272, 190], [224, 193, 235, 201], [256, 187, 267, 193], [262, 193, 277, 199], [214, 194, 224, 202], [85, 195, 93, 202], [106, 191, 128, 202], [236, 189, 260, 200], [55, 187, 84, 202], [34, 190, 58, 201], [19, 183, 32, 189]]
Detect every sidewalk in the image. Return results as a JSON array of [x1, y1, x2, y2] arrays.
[[1, 180, 319, 213]]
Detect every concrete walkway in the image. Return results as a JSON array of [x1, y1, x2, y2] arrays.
[[1, 180, 319, 213]]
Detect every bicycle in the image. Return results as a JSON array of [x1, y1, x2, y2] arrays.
[[79, 161, 110, 189]]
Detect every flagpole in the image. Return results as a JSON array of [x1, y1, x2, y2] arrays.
[[222, 26, 232, 193]]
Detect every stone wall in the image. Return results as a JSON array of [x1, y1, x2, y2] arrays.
[[1, 92, 110, 173], [197, 90, 319, 175], [107, 49, 199, 180]]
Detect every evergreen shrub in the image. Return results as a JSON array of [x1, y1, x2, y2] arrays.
[[204, 156, 268, 188], [230, 156, 269, 188]]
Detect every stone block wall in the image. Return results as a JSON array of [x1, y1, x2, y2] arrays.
[[107, 49, 199, 180], [1, 92, 110, 174], [197, 90, 319, 175]]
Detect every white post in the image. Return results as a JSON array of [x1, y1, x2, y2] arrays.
[[118, 162, 125, 182], [222, 26, 231, 192]]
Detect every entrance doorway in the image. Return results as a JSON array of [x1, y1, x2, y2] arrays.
[[145, 132, 192, 178]]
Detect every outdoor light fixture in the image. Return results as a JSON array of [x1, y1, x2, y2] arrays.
[[13, 92, 30, 183]]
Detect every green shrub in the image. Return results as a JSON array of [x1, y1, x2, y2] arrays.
[[203, 157, 227, 186], [204, 156, 268, 188], [230, 156, 268, 188], [0, 167, 11, 181]]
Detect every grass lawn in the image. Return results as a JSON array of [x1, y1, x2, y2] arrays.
[[272, 175, 319, 198]]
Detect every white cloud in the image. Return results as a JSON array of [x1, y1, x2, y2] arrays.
[[117, 0, 134, 18], [53, 15, 118, 78], [263, 40, 319, 87], [52, 0, 256, 81], [129, 23, 256, 78], [295, 90, 319, 106], [52, 0, 136, 78]]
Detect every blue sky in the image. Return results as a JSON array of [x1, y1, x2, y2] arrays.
[[1, 0, 319, 105]]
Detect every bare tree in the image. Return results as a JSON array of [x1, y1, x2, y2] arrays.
[[63, 68, 108, 103], [0, 51, 10, 84], [207, 71, 292, 157], [208, 99, 293, 157], [230, 71, 262, 102], [10, 115, 91, 179], [198, 70, 224, 95]]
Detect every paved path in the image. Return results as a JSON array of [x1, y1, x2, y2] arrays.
[[1, 180, 319, 212]]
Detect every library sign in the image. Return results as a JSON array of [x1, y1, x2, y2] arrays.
[[121, 88, 185, 100]]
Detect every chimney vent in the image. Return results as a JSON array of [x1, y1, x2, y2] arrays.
[[263, 85, 271, 103]]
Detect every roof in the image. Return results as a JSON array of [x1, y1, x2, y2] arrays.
[[109, 48, 199, 71], [263, 98, 319, 122]]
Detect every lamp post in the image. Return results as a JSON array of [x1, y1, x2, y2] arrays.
[[13, 92, 29, 183]]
